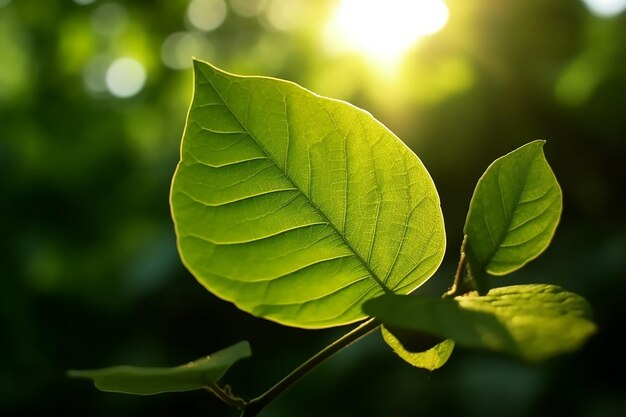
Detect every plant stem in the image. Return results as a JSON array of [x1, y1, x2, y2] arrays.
[[240, 318, 380, 417], [444, 236, 468, 298], [207, 385, 246, 410], [445, 235, 491, 297]]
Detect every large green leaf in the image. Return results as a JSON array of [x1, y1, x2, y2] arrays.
[[381, 326, 454, 371], [364, 285, 596, 361], [68, 341, 251, 395], [170, 60, 445, 328], [464, 141, 562, 279]]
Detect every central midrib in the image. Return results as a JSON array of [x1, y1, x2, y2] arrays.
[[483, 156, 535, 268], [205, 76, 392, 294]]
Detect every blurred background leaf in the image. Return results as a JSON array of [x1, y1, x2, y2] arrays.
[[1, 0, 624, 416]]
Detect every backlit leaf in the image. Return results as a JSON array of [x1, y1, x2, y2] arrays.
[[68, 341, 250, 395], [464, 141, 562, 279], [170, 60, 445, 328], [381, 326, 454, 371], [364, 285, 596, 361]]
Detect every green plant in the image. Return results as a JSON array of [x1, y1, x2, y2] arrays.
[[70, 60, 596, 416]]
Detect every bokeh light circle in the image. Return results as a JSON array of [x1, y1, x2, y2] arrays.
[[105, 58, 146, 98], [187, 0, 228, 32]]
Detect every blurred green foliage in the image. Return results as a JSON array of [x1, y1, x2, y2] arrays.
[[1, 0, 624, 416]]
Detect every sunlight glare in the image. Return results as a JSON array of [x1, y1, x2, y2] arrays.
[[581, 0, 626, 17], [325, 0, 449, 67]]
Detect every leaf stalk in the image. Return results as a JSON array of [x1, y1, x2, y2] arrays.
[[238, 318, 380, 417]]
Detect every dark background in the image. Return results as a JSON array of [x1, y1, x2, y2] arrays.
[[1, 0, 624, 416]]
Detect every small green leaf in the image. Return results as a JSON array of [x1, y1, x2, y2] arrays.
[[170, 60, 445, 328], [364, 285, 596, 362], [68, 341, 251, 395], [381, 326, 454, 371], [464, 141, 562, 281]]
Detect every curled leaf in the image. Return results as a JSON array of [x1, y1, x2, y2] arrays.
[[364, 285, 596, 362], [381, 326, 454, 371]]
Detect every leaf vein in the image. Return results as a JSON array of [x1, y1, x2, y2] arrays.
[[186, 154, 270, 169], [204, 77, 392, 293], [181, 222, 330, 245], [507, 196, 559, 233], [175, 188, 298, 208]]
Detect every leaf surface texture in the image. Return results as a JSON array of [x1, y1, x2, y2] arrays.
[[171, 60, 445, 328]]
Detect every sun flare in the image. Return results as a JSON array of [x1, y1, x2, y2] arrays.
[[325, 0, 449, 69]]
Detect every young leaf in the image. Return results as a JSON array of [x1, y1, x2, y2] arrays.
[[381, 326, 454, 371], [464, 141, 562, 282], [364, 285, 596, 362], [68, 341, 251, 395], [170, 60, 445, 328]]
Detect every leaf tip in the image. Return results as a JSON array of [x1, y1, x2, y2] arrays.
[[190, 58, 225, 81], [191, 57, 209, 72], [66, 369, 83, 379], [236, 340, 252, 358]]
